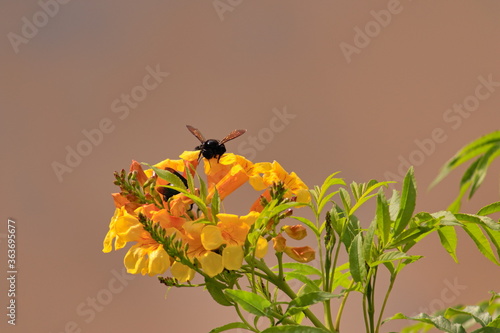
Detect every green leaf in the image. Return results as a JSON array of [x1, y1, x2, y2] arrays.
[[150, 165, 187, 190], [388, 190, 401, 221], [339, 187, 351, 213], [198, 174, 208, 202], [211, 188, 221, 221], [224, 289, 271, 317], [468, 145, 500, 198], [209, 322, 250, 333], [206, 279, 233, 307], [430, 131, 500, 188], [445, 306, 491, 327], [289, 216, 320, 237], [286, 291, 339, 315], [437, 226, 459, 263], [284, 272, 321, 292], [478, 202, 500, 216], [349, 180, 394, 215], [349, 233, 367, 284], [376, 190, 392, 245], [394, 167, 417, 235], [363, 219, 377, 264], [462, 223, 500, 265], [340, 215, 360, 251], [386, 313, 466, 333], [277, 262, 322, 276], [261, 326, 331, 333], [370, 250, 422, 267]]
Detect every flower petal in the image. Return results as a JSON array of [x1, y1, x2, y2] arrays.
[[199, 251, 224, 277], [171, 261, 195, 282], [222, 246, 244, 270], [201, 225, 225, 250]]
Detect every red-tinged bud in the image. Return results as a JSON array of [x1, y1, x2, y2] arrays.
[[112, 193, 129, 208], [272, 233, 287, 252], [283, 225, 307, 240], [130, 160, 148, 185], [284, 246, 315, 263]]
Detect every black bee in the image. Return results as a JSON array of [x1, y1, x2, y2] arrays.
[[156, 167, 188, 201], [186, 125, 246, 161]]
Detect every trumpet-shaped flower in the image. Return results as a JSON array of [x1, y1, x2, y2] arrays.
[[283, 225, 307, 240], [204, 153, 254, 200], [250, 161, 310, 202], [284, 246, 315, 263]]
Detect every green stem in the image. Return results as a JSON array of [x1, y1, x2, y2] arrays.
[[334, 280, 354, 331], [375, 273, 397, 333], [253, 258, 328, 330], [234, 303, 259, 332]]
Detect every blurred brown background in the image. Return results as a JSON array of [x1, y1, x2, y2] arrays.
[[1, 1, 500, 332]]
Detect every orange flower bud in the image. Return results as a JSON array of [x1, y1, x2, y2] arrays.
[[284, 246, 315, 263], [272, 233, 287, 252], [283, 225, 307, 240], [130, 160, 148, 185]]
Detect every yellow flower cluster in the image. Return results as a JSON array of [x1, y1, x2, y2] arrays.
[[103, 152, 312, 281]]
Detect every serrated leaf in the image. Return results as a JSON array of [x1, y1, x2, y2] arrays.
[[150, 165, 187, 190], [437, 226, 459, 263], [478, 202, 500, 216], [261, 326, 331, 333], [277, 262, 322, 276], [284, 272, 320, 292], [462, 223, 500, 265], [339, 187, 351, 213], [209, 322, 250, 333], [211, 188, 220, 221], [286, 291, 339, 315], [289, 216, 320, 237], [363, 219, 377, 264], [350, 180, 394, 215], [389, 190, 401, 221], [376, 190, 392, 245], [386, 313, 466, 333], [349, 233, 367, 284], [224, 289, 271, 317], [394, 167, 417, 235], [430, 131, 500, 188], [370, 250, 421, 267], [206, 279, 233, 307], [445, 306, 491, 327]]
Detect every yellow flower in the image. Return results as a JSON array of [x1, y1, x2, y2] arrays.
[[255, 237, 269, 258], [124, 243, 170, 276], [250, 161, 310, 202], [204, 153, 254, 200], [216, 213, 251, 246], [171, 261, 195, 282]]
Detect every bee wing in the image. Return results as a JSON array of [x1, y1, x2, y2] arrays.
[[186, 125, 205, 143], [220, 129, 247, 144]]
